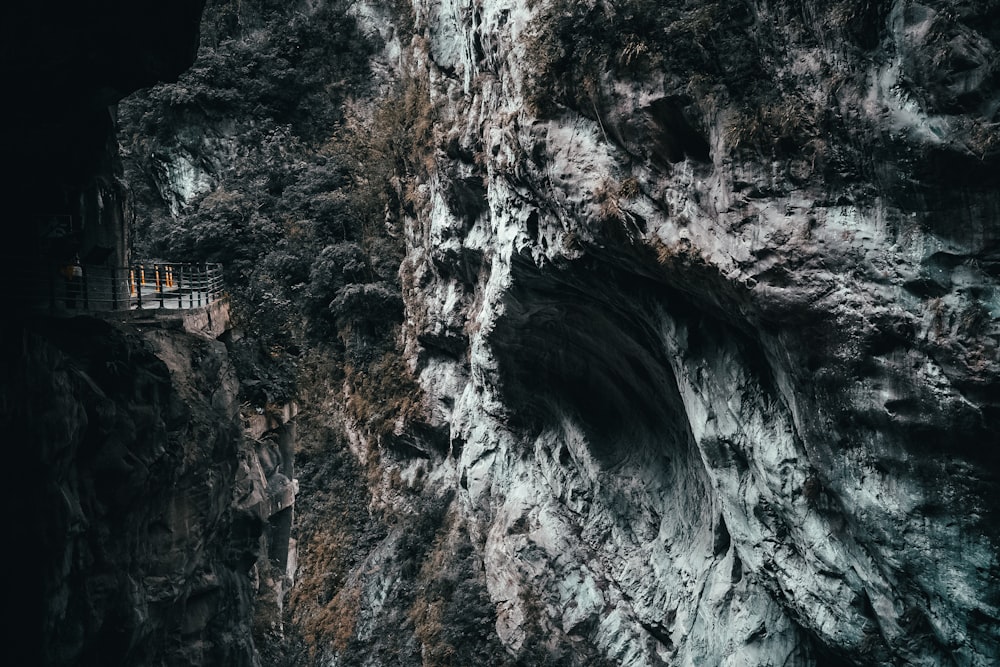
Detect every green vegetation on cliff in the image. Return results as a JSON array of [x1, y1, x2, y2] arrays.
[[120, 0, 425, 438]]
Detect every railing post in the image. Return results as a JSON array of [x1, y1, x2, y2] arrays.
[[47, 261, 225, 313], [156, 263, 164, 309]]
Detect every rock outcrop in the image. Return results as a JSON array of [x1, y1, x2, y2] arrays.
[[381, 0, 1000, 664], [6, 315, 260, 666], [114, 0, 1000, 665]]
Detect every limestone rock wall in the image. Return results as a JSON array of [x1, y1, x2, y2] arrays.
[[353, 0, 1000, 664], [102, 0, 1000, 664]]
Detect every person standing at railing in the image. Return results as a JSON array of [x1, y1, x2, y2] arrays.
[[61, 255, 83, 309]]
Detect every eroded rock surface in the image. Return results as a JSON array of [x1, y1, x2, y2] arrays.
[[113, 0, 1000, 665], [377, 0, 1000, 664], [5, 317, 262, 666]]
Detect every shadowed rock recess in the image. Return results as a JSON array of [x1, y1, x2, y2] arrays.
[[12, 0, 1000, 665]]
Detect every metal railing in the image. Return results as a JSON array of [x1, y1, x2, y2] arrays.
[[11, 261, 225, 313]]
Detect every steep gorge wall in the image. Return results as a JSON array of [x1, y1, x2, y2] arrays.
[[118, 0, 1000, 665], [381, 0, 1000, 664], [7, 318, 261, 666], [5, 310, 299, 666], [0, 3, 301, 665]]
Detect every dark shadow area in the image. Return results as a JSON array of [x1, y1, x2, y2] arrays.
[[490, 251, 688, 465]]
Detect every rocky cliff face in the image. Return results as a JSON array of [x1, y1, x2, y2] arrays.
[[8, 309, 300, 666], [120, 0, 1000, 665], [9, 317, 263, 666], [367, 0, 1000, 664]]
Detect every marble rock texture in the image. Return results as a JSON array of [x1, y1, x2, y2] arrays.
[[368, 0, 1000, 664]]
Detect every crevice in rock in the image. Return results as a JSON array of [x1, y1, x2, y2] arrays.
[[713, 515, 731, 556], [730, 550, 743, 583], [644, 97, 711, 165], [640, 620, 674, 651]]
